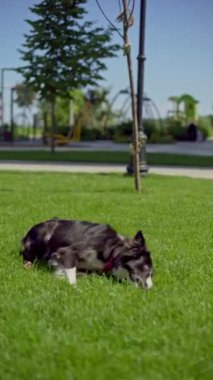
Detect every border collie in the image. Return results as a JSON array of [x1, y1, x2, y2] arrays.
[[21, 219, 153, 289]]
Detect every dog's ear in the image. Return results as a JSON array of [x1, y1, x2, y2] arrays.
[[134, 230, 146, 246]]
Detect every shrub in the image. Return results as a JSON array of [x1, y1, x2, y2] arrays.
[[198, 117, 212, 139], [57, 125, 70, 135], [102, 126, 116, 140], [81, 127, 102, 141], [113, 119, 160, 142], [116, 120, 132, 136], [143, 119, 159, 140], [167, 120, 187, 141], [113, 130, 131, 143], [149, 132, 174, 144]]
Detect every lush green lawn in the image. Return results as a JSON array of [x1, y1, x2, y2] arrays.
[[0, 171, 212, 380], [0, 149, 213, 167]]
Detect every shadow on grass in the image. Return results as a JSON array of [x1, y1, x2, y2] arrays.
[[25, 260, 131, 288]]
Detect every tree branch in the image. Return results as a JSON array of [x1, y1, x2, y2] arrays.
[[130, 0, 135, 19], [95, 0, 123, 38], [118, 0, 122, 13]]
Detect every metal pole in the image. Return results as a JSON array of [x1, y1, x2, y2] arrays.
[[0, 67, 17, 127], [137, 0, 148, 174], [1, 69, 5, 126], [126, 0, 148, 175], [10, 87, 15, 142]]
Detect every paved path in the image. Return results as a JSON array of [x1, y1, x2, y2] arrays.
[[0, 140, 212, 179], [0, 161, 212, 179], [0, 140, 213, 156]]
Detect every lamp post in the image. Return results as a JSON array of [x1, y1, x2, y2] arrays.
[[127, 0, 148, 175], [10, 87, 15, 142], [0, 67, 17, 126], [137, 0, 148, 173]]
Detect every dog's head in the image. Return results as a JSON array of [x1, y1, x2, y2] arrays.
[[115, 230, 153, 289]]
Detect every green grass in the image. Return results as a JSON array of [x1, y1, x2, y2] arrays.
[[0, 171, 212, 380], [0, 149, 213, 167]]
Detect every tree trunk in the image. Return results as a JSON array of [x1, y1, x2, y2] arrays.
[[126, 51, 141, 192], [50, 97, 56, 154], [42, 111, 48, 146], [122, 0, 141, 192]]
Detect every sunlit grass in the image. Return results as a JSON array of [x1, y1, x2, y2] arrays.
[[0, 171, 212, 380]]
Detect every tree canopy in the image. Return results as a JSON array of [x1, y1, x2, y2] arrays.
[[14, 82, 35, 108], [19, 0, 120, 101]]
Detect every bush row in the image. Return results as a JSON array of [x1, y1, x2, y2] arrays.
[[78, 118, 212, 143], [1, 117, 212, 143]]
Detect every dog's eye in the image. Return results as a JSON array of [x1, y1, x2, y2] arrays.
[[132, 250, 140, 258], [132, 246, 140, 254]]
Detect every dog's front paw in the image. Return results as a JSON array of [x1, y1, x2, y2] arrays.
[[23, 261, 33, 269]]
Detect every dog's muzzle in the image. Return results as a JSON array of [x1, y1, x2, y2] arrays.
[[130, 273, 153, 289], [144, 274, 153, 289]]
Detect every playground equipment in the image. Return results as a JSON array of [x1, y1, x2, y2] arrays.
[[31, 111, 82, 145], [168, 94, 200, 141], [120, 93, 162, 128], [143, 96, 162, 128], [54, 118, 81, 145], [168, 94, 199, 125], [45, 117, 82, 145]]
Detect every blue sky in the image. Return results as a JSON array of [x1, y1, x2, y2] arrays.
[[0, 0, 213, 122]]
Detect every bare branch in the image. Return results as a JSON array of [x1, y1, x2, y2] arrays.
[[117, 1, 134, 29], [130, 0, 135, 19], [118, 0, 122, 13], [95, 0, 123, 38]]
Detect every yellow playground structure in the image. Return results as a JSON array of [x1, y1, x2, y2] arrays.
[[168, 94, 199, 125], [45, 117, 82, 145]]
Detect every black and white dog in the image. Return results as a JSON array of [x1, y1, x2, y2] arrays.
[[21, 219, 153, 289]]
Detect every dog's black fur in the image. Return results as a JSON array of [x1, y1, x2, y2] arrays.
[[21, 218, 153, 288]]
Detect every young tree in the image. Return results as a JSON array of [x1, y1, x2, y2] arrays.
[[96, 0, 141, 191], [19, 0, 119, 152], [118, 0, 140, 191]]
